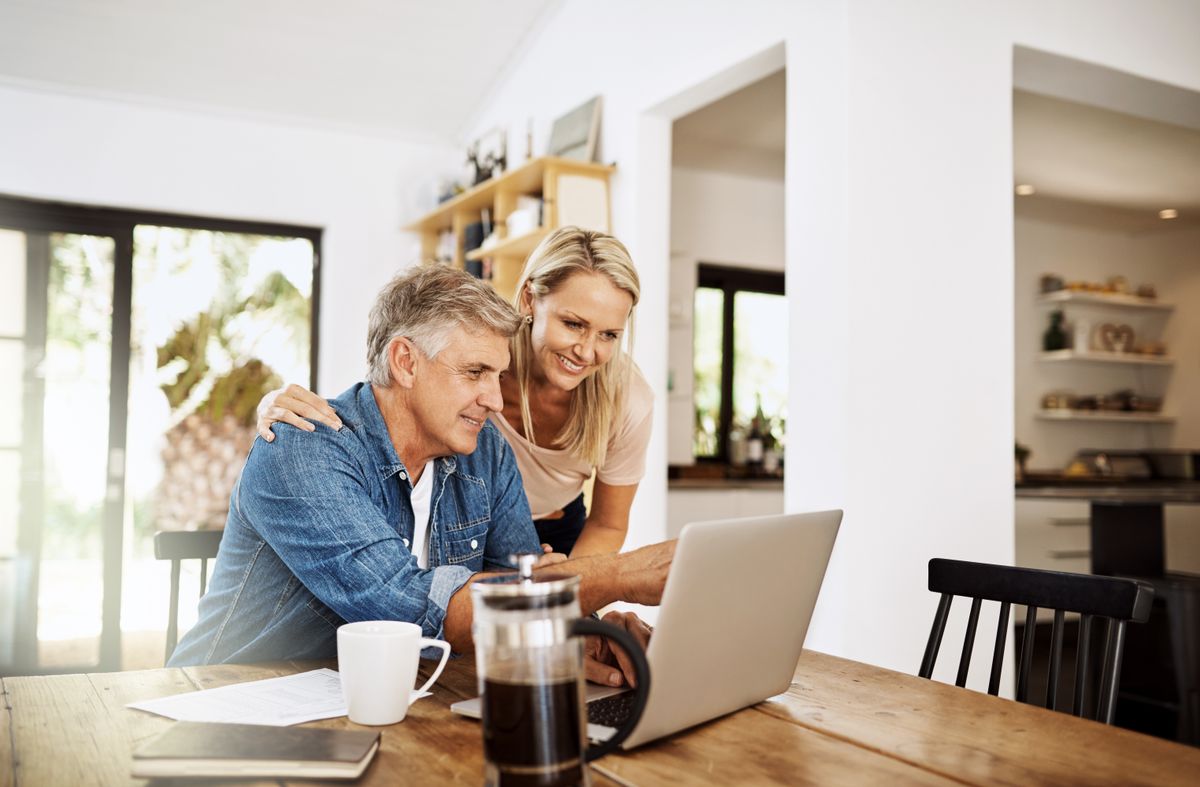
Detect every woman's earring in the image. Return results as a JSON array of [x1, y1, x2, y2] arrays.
[[524, 315, 533, 325]]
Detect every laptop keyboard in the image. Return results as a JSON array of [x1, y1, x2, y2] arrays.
[[587, 691, 637, 728]]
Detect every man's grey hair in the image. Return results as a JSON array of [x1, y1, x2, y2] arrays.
[[366, 265, 522, 386]]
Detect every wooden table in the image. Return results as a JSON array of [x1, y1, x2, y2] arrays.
[[3, 650, 1198, 785]]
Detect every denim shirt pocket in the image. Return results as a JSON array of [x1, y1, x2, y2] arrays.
[[444, 516, 488, 565], [437, 473, 490, 566]]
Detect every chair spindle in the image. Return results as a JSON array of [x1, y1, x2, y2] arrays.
[[919, 593, 952, 678], [1046, 609, 1065, 711], [1016, 604, 1038, 702], [1073, 614, 1093, 717], [956, 597, 982, 687], [988, 601, 1010, 696], [1098, 619, 1128, 724]]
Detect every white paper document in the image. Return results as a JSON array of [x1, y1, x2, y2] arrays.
[[127, 668, 430, 726]]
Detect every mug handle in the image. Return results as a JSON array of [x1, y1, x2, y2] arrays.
[[415, 639, 452, 694], [571, 617, 651, 761]]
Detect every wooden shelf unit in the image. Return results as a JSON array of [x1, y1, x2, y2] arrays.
[[404, 156, 614, 299]]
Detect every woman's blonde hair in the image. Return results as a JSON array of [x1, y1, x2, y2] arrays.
[[511, 226, 640, 468]]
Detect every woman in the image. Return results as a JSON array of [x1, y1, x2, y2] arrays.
[[257, 226, 652, 558]]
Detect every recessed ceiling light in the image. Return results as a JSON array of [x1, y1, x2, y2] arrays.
[[1015, 184, 1036, 196], [1159, 208, 1178, 220]]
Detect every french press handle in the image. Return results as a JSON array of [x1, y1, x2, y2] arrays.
[[571, 617, 651, 760]]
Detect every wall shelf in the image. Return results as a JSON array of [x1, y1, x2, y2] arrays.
[[465, 227, 549, 261], [1036, 410, 1176, 424], [1038, 349, 1174, 367], [403, 156, 614, 299], [1037, 291, 1174, 312]]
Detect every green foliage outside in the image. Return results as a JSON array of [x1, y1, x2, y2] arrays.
[[148, 230, 309, 427]]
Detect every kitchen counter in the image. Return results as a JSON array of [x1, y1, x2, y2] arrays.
[[1016, 480, 1200, 504], [1017, 479, 1200, 578], [668, 477, 784, 491]]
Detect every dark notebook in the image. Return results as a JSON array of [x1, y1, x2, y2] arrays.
[[131, 721, 380, 780]]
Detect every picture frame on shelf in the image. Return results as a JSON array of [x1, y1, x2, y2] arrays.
[[468, 126, 507, 185], [547, 95, 602, 161]]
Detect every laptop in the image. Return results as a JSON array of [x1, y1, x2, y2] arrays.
[[451, 509, 842, 749]]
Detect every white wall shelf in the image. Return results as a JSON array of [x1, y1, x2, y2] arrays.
[[1038, 349, 1174, 367], [1037, 291, 1174, 312], [1035, 410, 1176, 424]]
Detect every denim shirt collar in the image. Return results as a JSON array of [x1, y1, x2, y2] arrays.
[[353, 383, 457, 484]]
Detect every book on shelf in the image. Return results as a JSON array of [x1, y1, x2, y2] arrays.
[[131, 721, 380, 780]]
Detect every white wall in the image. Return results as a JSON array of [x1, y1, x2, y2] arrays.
[[0, 85, 460, 392], [459, 0, 1200, 681], [667, 166, 785, 464]]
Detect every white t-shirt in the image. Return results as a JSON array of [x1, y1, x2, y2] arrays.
[[408, 460, 436, 568]]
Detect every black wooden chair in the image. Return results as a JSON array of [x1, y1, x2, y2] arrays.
[[154, 529, 223, 664], [918, 558, 1154, 724]]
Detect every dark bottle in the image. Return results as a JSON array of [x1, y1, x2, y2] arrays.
[[746, 395, 766, 475], [1042, 310, 1068, 351]]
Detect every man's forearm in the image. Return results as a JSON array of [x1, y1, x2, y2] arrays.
[[441, 542, 673, 651], [442, 555, 624, 651]]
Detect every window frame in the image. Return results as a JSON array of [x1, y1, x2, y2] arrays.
[[694, 263, 785, 464]]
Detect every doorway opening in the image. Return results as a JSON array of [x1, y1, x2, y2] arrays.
[[654, 56, 786, 539]]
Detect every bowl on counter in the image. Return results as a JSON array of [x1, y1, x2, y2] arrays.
[[1144, 450, 1200, 480]]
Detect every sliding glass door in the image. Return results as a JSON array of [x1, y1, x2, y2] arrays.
[[0, 197, 320, 674], [0, 224, 128, 673]]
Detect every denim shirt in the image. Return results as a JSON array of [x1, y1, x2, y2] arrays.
[[168, 382, 539, 666]]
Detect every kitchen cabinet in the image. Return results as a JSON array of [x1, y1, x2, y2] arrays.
[[1015, 498, 1091, 623]]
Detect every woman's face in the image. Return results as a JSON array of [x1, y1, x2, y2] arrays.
[[525, 271, 634, 392]]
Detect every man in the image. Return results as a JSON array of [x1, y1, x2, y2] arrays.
[[170, 265, 671, 686]]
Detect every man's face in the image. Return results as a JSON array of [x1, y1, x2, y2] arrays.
[[407, 326, 510, 459]]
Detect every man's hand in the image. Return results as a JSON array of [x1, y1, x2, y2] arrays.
[[584, 610, 653, 688], [257, 384, 342, 442], [535, 550, 567, 568]]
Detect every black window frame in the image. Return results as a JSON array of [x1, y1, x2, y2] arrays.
[[694, 263, 785, 465]]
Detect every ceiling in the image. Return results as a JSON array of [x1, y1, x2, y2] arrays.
[[0, 0, 558, 141], [1014, 89, 1200, 229], [672, 69, 785, 180], [3, 6, 1195, 224]]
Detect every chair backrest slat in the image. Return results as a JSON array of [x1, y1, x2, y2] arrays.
[[1046, 609, 1065, 711], [921, 558, 1154, 725], [927, 559, 1154, 620], [1072, 614, 1094, 717], [956, 597, 982, 687], [988, 601, 1010, 696]]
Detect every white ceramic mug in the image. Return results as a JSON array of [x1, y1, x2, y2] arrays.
[[337, 620, 451, 725]]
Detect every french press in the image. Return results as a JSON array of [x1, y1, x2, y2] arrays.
[[471, 555, 650, 787]]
